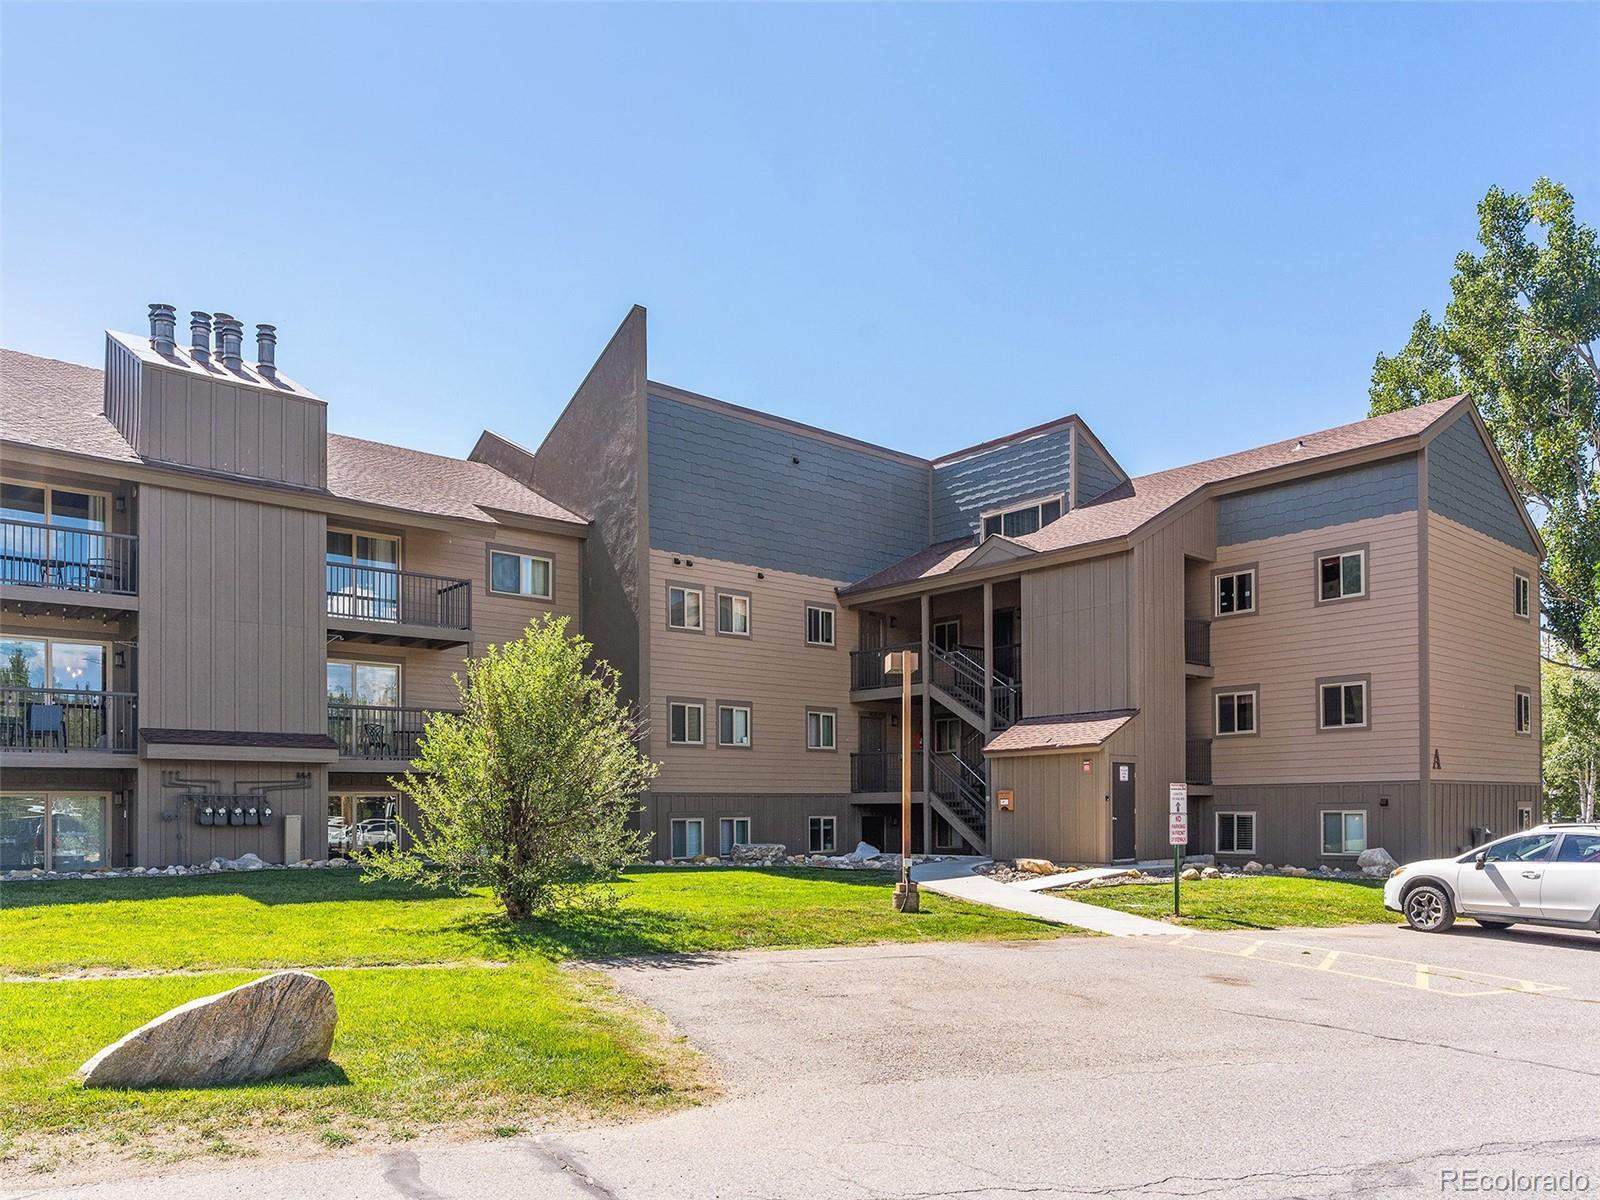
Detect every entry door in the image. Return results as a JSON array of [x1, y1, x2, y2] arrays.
[[1537, 832, 1600, 923], [1455, 831, 1557, 918], [1111, 762, 1136, 861]]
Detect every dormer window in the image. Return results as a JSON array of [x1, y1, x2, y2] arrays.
[[981, 495, 1064, 539]]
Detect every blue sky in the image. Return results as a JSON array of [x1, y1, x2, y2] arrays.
[[3, 3, 1596, 476]]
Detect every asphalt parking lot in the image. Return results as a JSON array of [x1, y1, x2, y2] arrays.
[[13, 923, 1599, 1200]]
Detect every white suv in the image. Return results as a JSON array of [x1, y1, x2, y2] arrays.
[[1384, 823, 1600, 934]]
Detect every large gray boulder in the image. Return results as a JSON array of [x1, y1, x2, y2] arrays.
[[1357, 847, 1399, 878], [729, 842, 787, 866], [78, 971, 336, 1088]]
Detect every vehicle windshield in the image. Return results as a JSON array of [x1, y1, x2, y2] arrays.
[[1458, 832, 1559, 864]]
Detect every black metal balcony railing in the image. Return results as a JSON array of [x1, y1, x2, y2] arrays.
[[0, 687, 138, 752], [327, 703, 460, 761], [1186, 736, 1213, 786], [0, 520, 137, 595], [850, 641, 922, 691], [326, 564, 472, 631], [850, 751, 924, 793], [1184, 618, 1211, 667]]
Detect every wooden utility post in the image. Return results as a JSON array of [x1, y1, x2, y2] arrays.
[[886, 649, 920, 913]]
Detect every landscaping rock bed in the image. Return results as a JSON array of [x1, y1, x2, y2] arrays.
[[980, 857, 1378, 889], [1, 854, 361, 882]]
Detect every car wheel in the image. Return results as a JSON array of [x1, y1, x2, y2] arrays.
[[1403, 883, 1455, 932], [1474, 918, 1515, 930]]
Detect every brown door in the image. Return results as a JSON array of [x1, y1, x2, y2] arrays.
[[1111, 762, 1136, 861]]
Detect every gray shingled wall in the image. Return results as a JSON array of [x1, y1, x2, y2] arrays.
[[646, 393, 930, 582], [1427, 412, 1537, 553], [1074, 434, 1122, 505], [931, 427, 1072, 541], [1216, 455, 1419, 546]]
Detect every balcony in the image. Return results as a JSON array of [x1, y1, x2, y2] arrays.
[[849, 641, 922, 694], [1186, 736, 1212, 786], [328, 703, 459, 762], [850, 751, 924, 794], [325, 565, 472, 648], [1184, 618, 1211, 670], [0, 520, 137, 614], [1, 687, 138, 754]]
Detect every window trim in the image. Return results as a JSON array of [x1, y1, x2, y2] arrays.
[[1213, 686, 1260, 738], [931, 618, 961, 653], [1514, 687, 1533, 737], [669, 817, 704, 860], [1215, 810, 1257, 856], [718, 816, 751, 855], [717, 701, 754, 749], [1313, 544, 1368, 605], [1212, 564, 1259, 619], [666, 698, 706, 747], [1516, 804, 1534, 831], [804, 602, 837, 648], [327, 525, 404, 570], [485, 545, 554, 601], [326, 657, 403, 707], [0, 479, 115, 530], [806, 707, 838, 752], [664, 580, 705, 633], [933, 716, 963, 755], [0, 634, 113, 692], [808, 814, 837, 854], [1319, 808, 1368, 857], [979, 492, 1067, 540], [1512, 572, 1532, 620], [714, 589, 752, 638], [1316, 675, 1371, 732]]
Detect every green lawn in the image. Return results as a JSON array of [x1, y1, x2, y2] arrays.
[[1059, 875, 1399, 930], [0, 866, 1064, 1178]]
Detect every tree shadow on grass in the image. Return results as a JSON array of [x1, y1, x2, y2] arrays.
[[1, 871, 467, 911], [454, 904, 701, 962]]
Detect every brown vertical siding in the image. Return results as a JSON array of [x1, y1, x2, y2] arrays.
[[133, 760, 330, 868], [1207, 780, 1425, 866], [1426, 514, 1541, 784], [1130, 503, 1216, 858], [989, 749, 1112, 864], [1430, 781, 1539, 856], [1020, 554, 1134, 715], [139, 485, 326, 734], [646, 549, 859, 794], [1205, 511, 1421, 785]]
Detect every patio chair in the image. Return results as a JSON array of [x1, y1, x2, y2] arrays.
[[28, 703, 66, 751], [360, 721, 390, 758]]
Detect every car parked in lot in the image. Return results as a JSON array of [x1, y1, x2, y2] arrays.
[[1384, 823, 1600, 933]]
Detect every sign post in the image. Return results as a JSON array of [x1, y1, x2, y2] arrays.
[[886, 650, 921, 913], [1168, 783, 1189, 917]]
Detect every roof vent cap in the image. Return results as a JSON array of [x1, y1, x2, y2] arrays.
[[214, 313, 244, 370], [255, 324, 277, 379], [189, 312, 212, 364], [148, 304, 177, 354]]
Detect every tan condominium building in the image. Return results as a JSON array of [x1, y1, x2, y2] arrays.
[[1, 304, 1542, 874]]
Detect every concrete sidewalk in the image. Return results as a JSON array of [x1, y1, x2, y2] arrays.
[[911, 858, 1182, 936]]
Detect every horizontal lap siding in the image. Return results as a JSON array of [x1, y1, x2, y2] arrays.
[[1208, 511, 1420, 784], [639, 793, 853, 859], [646, 550, 859, 793], [1426, 514, 1541, 784]]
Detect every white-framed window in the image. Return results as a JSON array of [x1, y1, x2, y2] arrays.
[[932, 619, 961, 653], [806, 709, 836, 751], [0, 480, 113, 586], [328, 792, 400, 858], [1513, 573, 1531, 620], [1516, 804, 1534, 831], [488, 550, 552, 599], [1321, 810, 1367, 856], [1214, 569, 1256, 616], [1515, 688, 1533, 736], [668, 701, 704, 745], [327, 527, 402, 622], [1319, 679, 1368, 730], [0, 792, 109, 872], [718, 817, 751, 856], [326, 659, 401, 706], [717, 592, 751, 636], [667, 585, 703, 631], [933, 717, 962, 755], [1317, 549, 1366, 602], [1215, 689, 1257, 736], [808, 815, 837, 853], [805, 604, 836, 646], [718, 704, 752, 747], [1216, 811, 1256, 855], [670, 818, 703, 859], [981, 494, 1065, 539]]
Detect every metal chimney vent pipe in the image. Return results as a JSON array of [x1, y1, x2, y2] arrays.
[[255, 325, 277, 379], [148, 304, 177, 353], [189, 312, 213, 363], [214, 314, 243, 370]]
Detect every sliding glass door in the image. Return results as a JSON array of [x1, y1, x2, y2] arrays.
[[0, 793, 109, 871]]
